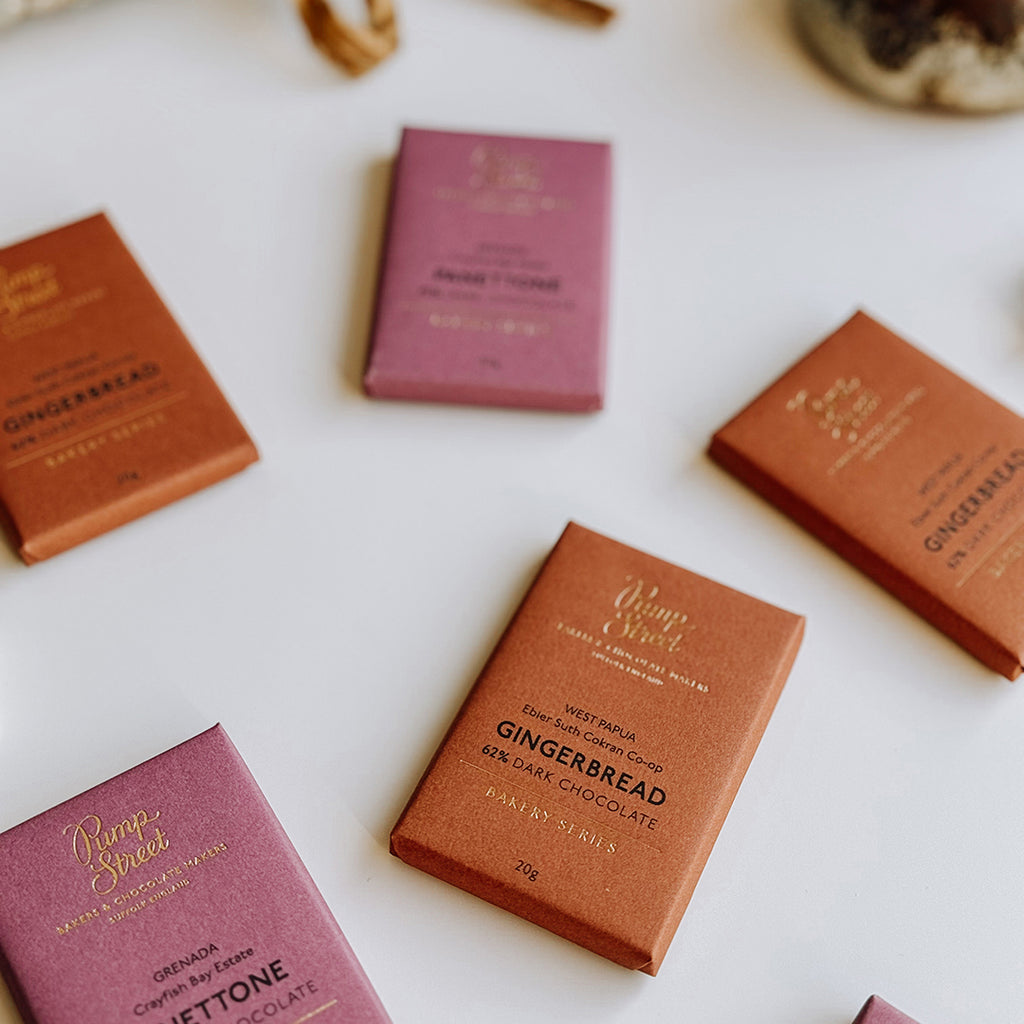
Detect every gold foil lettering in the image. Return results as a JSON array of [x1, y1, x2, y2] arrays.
[[0, 263, 59, 320], [63, 808, 168, 896], [602, 576, 695, 652], [787, 376, 880, 443]]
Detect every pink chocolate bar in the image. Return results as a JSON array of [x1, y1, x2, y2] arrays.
[[0, 725, 390, 1024], [853, 995, 922, 1024], [364, 127, 611, 411]]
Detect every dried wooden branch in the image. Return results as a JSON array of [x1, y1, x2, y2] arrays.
[[525, 0, 616, 27], [2, 0, 616, 74], [295, 0, 615, 76], [294, 0, 398, 77]]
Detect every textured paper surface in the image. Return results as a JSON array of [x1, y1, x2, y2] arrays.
[[364, 128, 611, 411], [0, 214, 258, 563], [0, 726, 390, 1024], [710, 311, 1024, 679], [853, 995, 922, 1024], [391, 522, 803, 974]]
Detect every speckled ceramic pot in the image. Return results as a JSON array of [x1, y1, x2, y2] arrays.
[[794, 0, 1024, 112]]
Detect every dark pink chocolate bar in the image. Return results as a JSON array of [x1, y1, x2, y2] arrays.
[[0, 725, 390, 1023], [853, 995, 922, 1024], [364, 127, 611, 412]]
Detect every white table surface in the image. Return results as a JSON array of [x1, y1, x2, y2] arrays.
[[2, 2, 1023, 1021]]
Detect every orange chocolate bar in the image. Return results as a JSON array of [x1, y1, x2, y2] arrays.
[[392, 522, 804, 974], [0, 214, 257, 563], [711, 311, 1024, 679]]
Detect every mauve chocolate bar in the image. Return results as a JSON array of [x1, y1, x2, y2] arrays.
[[0, 726, 390, 1024], [363, 127, 611, 411], [711, 311, 1024, 679], [853, 995, 922, 1024], [391, 522, 804, 974], [0, 214, 258, 564]]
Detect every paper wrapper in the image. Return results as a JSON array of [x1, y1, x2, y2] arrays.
[[392, 522, 804, 974]]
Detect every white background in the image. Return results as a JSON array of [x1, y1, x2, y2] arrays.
[[1, 2, 1024, 1022]]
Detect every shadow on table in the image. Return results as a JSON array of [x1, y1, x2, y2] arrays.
[[0, 974, 24, 1024], [1013, 272, 1024, 353], [338, 157, 394, 398], [0, 528, 20, 577], [372, 552, 547, 844]]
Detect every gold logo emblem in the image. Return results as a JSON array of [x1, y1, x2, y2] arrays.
[[787, 377, 880, 443], [63, 809, 168, 896], [469, 144, 542, 191], [602, 576, 695, 653], [0, 262, 59, 321]]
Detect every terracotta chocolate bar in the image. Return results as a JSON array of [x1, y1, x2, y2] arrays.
[[0, 214, 258, 563], [853, 995, 922, 1024], [710, 311, 1024, 679], [0, 725, 391, 1024], [391, 522, 804, 974]]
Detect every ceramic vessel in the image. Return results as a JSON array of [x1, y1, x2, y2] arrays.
[[794, 0, 1024, 112]]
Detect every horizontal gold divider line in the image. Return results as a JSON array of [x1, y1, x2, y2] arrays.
[[291, 999, 338, 1024], [5, 391, 190, 470]]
